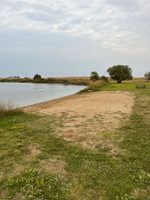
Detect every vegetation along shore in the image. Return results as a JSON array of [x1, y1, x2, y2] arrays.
[[0, 76, 90, 86]]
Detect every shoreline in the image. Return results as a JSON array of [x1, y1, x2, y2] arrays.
[[21, 90, 134, 116], [0, 82, 86, 110], [21, 93, 81, 113]]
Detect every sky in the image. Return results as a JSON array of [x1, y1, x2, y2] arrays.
[[0, 0, 150, 78]]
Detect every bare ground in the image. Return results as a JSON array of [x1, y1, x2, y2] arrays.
[[22, 91, 134, 150]]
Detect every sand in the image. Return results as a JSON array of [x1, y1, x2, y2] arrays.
[[22, 91, 134, 149]]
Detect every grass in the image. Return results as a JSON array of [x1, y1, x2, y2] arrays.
[[78, 80, 108, 93], [99, 81, 150, 91], [0, 81, 150, 199], [88, 80, 108, 91], [5, 169, 70, 200]]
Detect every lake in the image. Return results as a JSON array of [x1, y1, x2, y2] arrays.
[[0, 82, 85, 107]]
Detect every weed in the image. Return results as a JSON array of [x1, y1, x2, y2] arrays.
[[4, 169, 72, 200]]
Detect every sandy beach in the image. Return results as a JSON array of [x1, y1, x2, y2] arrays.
[[22, 91, 134, 115], [22, 91, 134, 149]]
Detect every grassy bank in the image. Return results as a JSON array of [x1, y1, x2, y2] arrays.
[[0, 82, 150, 199], [99, 81, 150, 91]]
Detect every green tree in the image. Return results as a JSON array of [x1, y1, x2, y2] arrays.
[[144, 72, 150, 82], [33, 74, 42, 80], [107, 65, 132, 83], [90, 71, 99, 81]]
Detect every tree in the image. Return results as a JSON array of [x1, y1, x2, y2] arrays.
[[90, 71, 99, 81], [33, 74, 42, 80], [107, 65, 132, 83], [144, 72, 150, 82]]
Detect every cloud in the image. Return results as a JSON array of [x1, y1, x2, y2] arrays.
[[106, 0, 139, 11], [0, 0, 150, 77]]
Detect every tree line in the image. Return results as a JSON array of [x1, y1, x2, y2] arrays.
[[1, 65, 150, 84], [90, 65, 150, 83]]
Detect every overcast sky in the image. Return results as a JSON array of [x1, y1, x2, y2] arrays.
[[0, 0, 150, 77]]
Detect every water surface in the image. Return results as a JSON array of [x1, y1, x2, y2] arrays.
[[0, 82, 85, 107]]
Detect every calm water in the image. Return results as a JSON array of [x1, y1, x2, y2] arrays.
[[0, 82, 85, 107]]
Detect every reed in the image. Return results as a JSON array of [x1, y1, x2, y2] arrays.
[[0, 101, 17, 116], [88, 80, 108, 91], [0, 78, 89, 85]]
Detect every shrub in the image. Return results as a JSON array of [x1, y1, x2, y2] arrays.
[[78, 88, 89, 94], [99, 76, 108, 82], [88, 80, 108, 91], [32, 78, 45, 83]]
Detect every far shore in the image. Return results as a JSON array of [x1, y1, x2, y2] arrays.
[[0, 76, 146, 85]]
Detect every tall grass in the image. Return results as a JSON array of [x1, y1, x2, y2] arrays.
[[88, 80, 108, 91], [0, 101, 18, 116]]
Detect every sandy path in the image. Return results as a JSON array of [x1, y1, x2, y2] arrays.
[[23, 91, 134, 149]]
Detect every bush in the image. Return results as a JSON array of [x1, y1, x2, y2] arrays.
[[32, 78, 45, 83], [99, 76, 108, 82], [88, 80, 108, 91], [78, 88, 89, 94]]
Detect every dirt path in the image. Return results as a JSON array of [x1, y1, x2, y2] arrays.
[[22, 91, 134, 149]]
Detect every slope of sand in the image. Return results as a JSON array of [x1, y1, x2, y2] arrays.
[[22, 91, 134, 149]]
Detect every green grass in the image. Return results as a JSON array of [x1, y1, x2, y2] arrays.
[[99, 81, 150, 91], [0, 81, 150, 199], [5, 169, 70, 200]]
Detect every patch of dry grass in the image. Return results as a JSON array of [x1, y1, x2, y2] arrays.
[[0, 101, 15, 115], [40, 157, 66, 174], [88, 80, 108, 90]]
